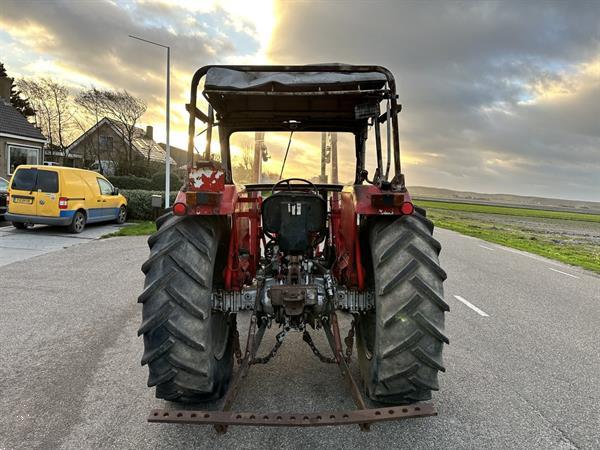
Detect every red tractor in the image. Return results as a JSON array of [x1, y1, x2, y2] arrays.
[[139, 64, 448, 430]]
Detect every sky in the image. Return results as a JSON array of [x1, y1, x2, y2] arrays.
[[0, 0, 599, 201]]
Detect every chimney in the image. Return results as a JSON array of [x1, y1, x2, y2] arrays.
[[0, 76, 12, 101], [146, 125, 154, 140]]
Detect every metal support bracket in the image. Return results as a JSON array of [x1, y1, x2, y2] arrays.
[[334, 289, 375, 312]]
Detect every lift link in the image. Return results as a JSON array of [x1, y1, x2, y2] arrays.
[[232, 327, 243, 364]]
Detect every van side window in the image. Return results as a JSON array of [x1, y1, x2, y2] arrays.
[[11, 168, 37, 191], [97, 178, 114, 195], [37, 170, 59, 193]]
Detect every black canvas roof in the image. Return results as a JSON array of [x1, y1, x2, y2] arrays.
[[200, 65, 393, 131]]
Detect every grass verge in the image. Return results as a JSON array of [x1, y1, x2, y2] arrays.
[[424, 208, 600, 274], [102, 221, 155, 238]]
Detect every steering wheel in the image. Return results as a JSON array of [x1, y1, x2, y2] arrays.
[[271, 178, 319, 195]]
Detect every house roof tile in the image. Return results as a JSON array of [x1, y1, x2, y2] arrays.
[[0, 99, 46, 141]]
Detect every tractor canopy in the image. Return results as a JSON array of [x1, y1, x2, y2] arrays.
[[203, 66, 388, 131], [186, 64, 404, 189]]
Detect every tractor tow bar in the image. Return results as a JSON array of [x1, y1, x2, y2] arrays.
[[147, 313, 437, 432]]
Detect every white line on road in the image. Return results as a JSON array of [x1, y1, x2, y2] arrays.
[[479, 244, 495, 251], [548, 267, 580, 279], [453, 295, 490, 317]]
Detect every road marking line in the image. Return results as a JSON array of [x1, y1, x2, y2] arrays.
[[453, 295, 489, 317], [548, 267, 579, 279], [479, 244, 495, 251]]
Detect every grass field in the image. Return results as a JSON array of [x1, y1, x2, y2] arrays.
[[416, 200, 600, 222], [417, 200, 600, 274]]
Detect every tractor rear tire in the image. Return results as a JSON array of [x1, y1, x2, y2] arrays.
[[356, 212, 449, 404], [138, 212, 233, 403]]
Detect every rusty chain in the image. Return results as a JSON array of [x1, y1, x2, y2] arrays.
[[252, 329, 287, 364], [303, 330, 336, 364], [234, 320, 355, 366]]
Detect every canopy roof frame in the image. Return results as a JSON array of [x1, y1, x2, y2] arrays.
[[186, 64, 404, 189]]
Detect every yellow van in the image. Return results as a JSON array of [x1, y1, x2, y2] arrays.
[[5, 165, 127, 233]]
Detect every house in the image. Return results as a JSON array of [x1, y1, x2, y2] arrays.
[[66, 117, 176, 176], [0, 76, 47, 180], [158, 142, 188, 167]]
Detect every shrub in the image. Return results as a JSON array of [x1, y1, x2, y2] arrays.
[[150, 172, 184, 190], [109, 173, 183, 191], [108, 175, 153, 190], [121, 189, 178, 221]]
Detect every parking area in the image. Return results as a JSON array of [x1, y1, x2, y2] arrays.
[[0, 219, 127, 267]]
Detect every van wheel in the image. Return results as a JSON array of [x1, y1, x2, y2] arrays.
[[115, 206, 127, 224], [13, 222, 29, 230], [68, 211, 86, 234]]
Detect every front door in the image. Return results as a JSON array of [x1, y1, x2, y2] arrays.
[[96, 177, 120, 221]]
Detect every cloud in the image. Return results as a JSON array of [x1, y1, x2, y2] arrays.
[[0, 0, 598, 200], [0, 0, 270, 148], [267, 0, 600, 200]]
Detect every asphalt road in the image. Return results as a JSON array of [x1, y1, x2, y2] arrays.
[[0, 228, 598, 449]]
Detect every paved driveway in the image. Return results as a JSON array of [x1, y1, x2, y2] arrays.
[[0, 221, 126, 267]]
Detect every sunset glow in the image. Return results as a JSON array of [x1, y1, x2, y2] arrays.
[[0, 0, 598, 200]]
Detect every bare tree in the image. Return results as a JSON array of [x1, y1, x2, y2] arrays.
[[92, 89, 144, 173], [75, 88, 108, 173], [17, 78, 77, 161], [75, 88, 147, 175]]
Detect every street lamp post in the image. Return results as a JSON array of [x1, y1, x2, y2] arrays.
[[128, 34, 171, 208]]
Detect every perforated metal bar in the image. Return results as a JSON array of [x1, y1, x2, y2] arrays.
[[148, 404, 436, 427]]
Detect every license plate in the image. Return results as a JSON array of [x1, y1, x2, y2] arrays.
[[13, 197, 33, 204]]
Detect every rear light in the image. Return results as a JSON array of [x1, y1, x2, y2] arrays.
[[58, 197, 68, 209], [400, 201, 414, 215], [173, 202, 188, 216]]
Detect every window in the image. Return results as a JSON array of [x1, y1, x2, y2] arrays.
[[7, 145, 40, 175], [229, 132, 355, 184], [10, 168, 59, 193], [99, 135, 113, 150], [97, 178, 114, 195], [0, 178, 8, 191], [11, 168, 37, 191], [36, 170, 58, 193]]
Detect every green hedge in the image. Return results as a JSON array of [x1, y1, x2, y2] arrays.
[[109, 173, 182, 191], [151, 172, 184, 190], [121, 189, 178, 221]]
